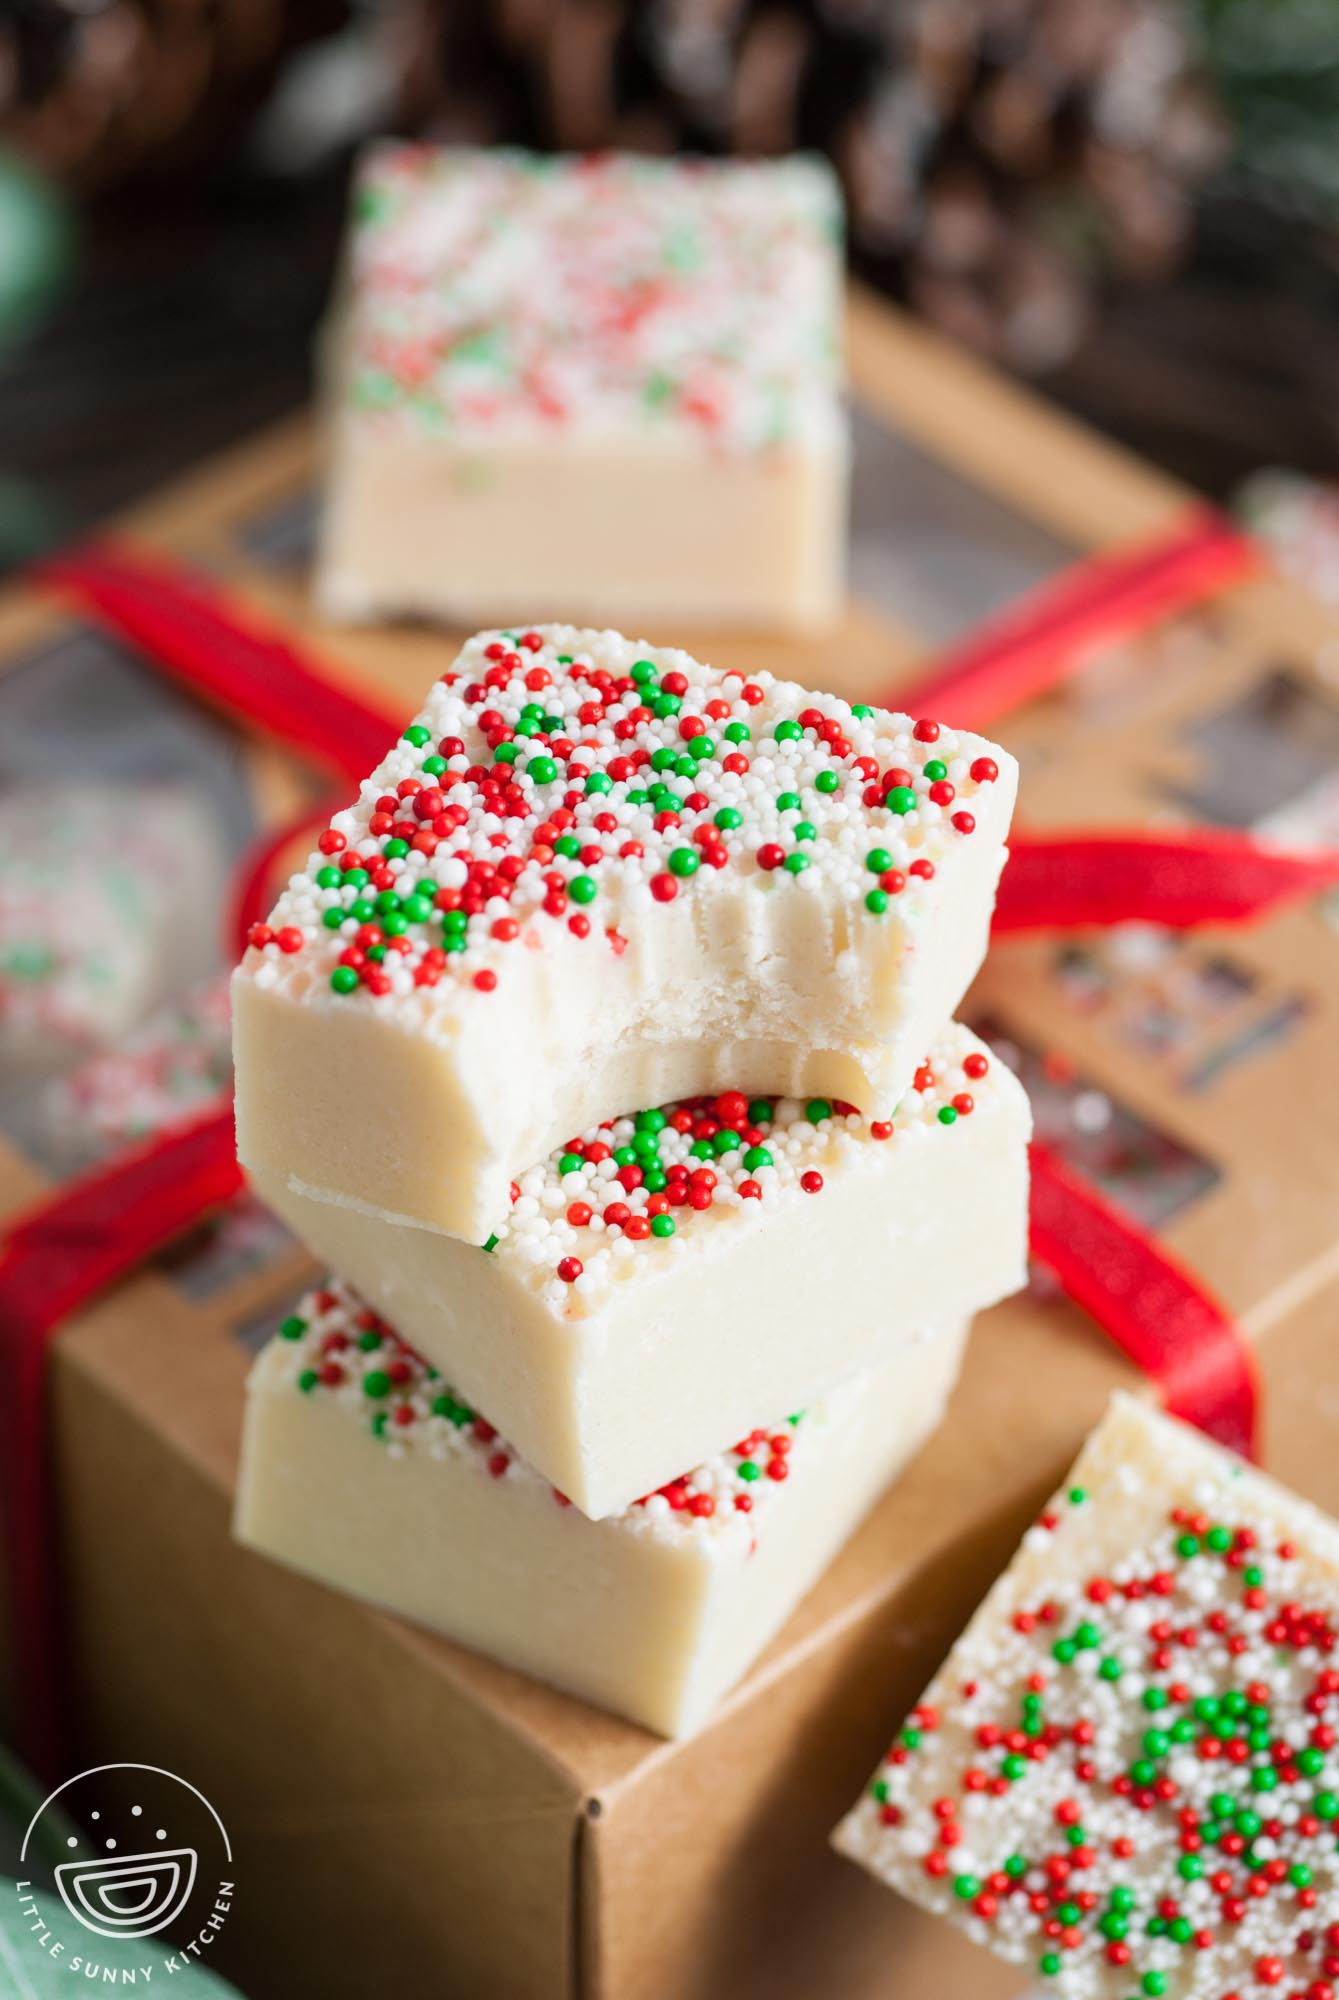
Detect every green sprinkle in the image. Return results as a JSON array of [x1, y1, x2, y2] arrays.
[[631, 660, 656, 684], [363, 1370, 391, 1399], [482, 1234, 499, 1254], [559, 1153, 584, 1176], [743, 1146, 773, 1172], [865, 847, 892, 874], [403, 725, 431, 748], [737, 1460, 761, 1482], [316, 865, 341, 889], [279, 1316, 307, 1341], [636, 1109, 666, 1133], [776, 791, 802, 813], [383, 838, 409, 859], [668, 848, 699, 877], [806, 1099, 832, 1123], [421, 755, 447, 776], [528, 756, 558, 784], [773, 719, 803, 742], [748, 1100, 772, 1126], [783, 853, 810, 874], [852, 703, 875, 718], [493, 742, 520, 764], [330, 966, 359, 994], [298, 1368, 319, 1393], [815, 769, 839, 793], [886, 786, 917, 815], [585, 772, 613, 795], [724, 722, 750, 744], [713, 1129, 742, 1156], [688, 735, 714, 758], [715, 807, 742, 830], [1176, 1534, 1201, 1558], [322, 907, 345, 930], [1039, 1954, 1061, 1978], [866, 890, 889, 915], [937, 1105, 958, 1125], [923, 759, 947, 781], [952, 1875, 980, 1901], [650, 1213, 675, 1238], [569, 875, 598, 905]]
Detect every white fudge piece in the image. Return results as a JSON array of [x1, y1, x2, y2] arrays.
[[247, 1022, 1029, 1517], [317, 145, 847, 632], [835, 1393, 1339, 2000], [236, 1284, 970, 1740], [233, 624, 1018, 1244], [0, 783, 226, 1076]]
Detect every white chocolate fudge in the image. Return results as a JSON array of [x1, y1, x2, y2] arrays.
[[236, 1283, 969, 1739], [246, 1023, 1029, 1518], [317, 145, 846, 632], [835, 1393, 1339, 2000], [233, 625, 1018, 1245]]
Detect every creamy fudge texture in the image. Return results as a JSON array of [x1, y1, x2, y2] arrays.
[[235, 1283, 970, 1739], [233, 625, 1018, 1244], [316, 145, 847, 630], [246, 1023, 1029, 1517], [834, 1394, 1339, 2000]]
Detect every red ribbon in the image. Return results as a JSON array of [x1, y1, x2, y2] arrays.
[[0, 1107, 242, 1779], [1028, 1141, 1258, 1459], [996, 829, 1339, 932], [36, 542, 399, 781], [891, 509, 1255, 728], [3, 517, 1272, 1776]]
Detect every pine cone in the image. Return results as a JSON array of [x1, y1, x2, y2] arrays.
[[427, 0, 1226, 369], [0, 0, 349, 189]]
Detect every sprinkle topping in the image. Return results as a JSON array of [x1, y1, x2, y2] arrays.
[[239, 625, 1008, 1009], [267, 1280, 825, 1550], [489, 1024, 997, 1303], [342, 145, 843, 452], [838, 1396, 1339, 2000]]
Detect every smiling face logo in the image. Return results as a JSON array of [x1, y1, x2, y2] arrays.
[[15, 1763, 234, 1970]]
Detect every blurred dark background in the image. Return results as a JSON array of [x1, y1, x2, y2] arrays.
[[1, 0, 1337, 573]]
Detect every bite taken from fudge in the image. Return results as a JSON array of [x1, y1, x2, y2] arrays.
[[236, 1282, 971, 1741], [835, 1393, 1339, 2000], [233, 624, 1018, 1246], [317, 145, 847, 633], [247, 1021, 1030, 1519]]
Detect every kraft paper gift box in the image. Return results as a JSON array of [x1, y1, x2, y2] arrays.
[[5, 284, 1339, 2000]]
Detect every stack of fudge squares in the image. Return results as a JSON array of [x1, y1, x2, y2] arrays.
[[231, 627, 1031, 1739]]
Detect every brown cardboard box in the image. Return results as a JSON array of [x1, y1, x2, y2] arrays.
[[5, 287, 1339, 1998]]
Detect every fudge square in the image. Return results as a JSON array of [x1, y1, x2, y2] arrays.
[[835, 1393, 1339, 2000], [235, 1283, 970, 1740], [316, 144, 848, 632], [247, 1021, 1030, 1518], [233, 624, 1018, 1245]]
